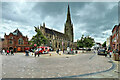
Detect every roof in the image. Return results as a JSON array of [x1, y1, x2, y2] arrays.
[[13, 29, 23, 36], [42, 26, 69, 39]]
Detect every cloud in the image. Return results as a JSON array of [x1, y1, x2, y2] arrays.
[[73, 2, 118, 43], [0, 19, 36, 40], [1, 2, 118, 43]]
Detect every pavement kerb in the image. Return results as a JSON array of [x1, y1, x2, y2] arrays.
[[55, 55, 116, 78], [111, 58, 120, 74]]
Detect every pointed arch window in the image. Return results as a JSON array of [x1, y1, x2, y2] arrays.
[[18, 38, 23, 45]]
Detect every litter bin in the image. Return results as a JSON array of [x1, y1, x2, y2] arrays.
[[113, 53, 119, 61]]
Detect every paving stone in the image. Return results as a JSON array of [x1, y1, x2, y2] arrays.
[[1, 51, 118, 78]]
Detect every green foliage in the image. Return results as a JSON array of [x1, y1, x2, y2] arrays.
[[30, 26, 48, 47], [77, 35, 84, 48], [77, 35, 95, 48], [102, 41, 106, 47]]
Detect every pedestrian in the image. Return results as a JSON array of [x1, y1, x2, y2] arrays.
[[109, 50, 112, 58], [11, 49, 14, 55], [71, 48, 73, 51], [94, 50, 96, 53], [56, 49, 58, 54], [58, 48, 59, 54], [63, 48, 64, 54], [6, 50, 9, 55], [105, 50, 107, 57], [2, 49, 5, 55], [25, 50, 29, 56]]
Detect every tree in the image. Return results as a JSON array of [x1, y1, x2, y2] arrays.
[[77, 35, 84, 48], [77, 35, 95, 48], [102, 41, 106, 47], [30, 26, 48, 47], [84, 36, 95, 48]]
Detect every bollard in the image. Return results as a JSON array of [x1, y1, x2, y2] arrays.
[[49, 53, 51, 56]]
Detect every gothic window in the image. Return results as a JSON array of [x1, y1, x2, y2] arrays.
[[56, 42, 57, 48], [18, 38, 23, 45], [59, 43, 60, 48]]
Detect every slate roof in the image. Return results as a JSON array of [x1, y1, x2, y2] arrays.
[[13, 29, 23, 36], [43, 27, 69, 39]]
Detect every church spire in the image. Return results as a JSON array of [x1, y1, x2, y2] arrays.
[[64, 4, 74, 42], [66, 4, 71, 23]]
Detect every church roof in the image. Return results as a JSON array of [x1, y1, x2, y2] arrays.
[[44, 27, 69, 39]]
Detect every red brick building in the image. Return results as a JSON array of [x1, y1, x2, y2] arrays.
[[118, 24, 120, 51], [2, 29, 29, 52], [111, 25, 120, 51]]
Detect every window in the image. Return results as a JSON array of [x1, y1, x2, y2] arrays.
[[10, 37, 13, 39], [9, 40, 12, 44], [18, 38, 23, 45]]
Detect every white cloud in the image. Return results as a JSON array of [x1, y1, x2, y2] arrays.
[[1, 19, 36, 40], [1, 2, 118, 43]]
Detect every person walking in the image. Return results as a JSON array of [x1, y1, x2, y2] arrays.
[[11, 49, 14, 55], [2, 49, 5, 55], [58, 48, 59, 54], [6, 50, 9, 55], [109, 50, 112, 58], [105, 50, 107, 57], [63, 48, 64, 54]]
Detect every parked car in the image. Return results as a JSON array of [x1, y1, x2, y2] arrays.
[[98, 49, 105, 55]]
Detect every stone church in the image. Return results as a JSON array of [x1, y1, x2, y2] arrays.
[[38, 5, 76, 50]]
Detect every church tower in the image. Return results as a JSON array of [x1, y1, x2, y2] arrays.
[[64, 5, 74, 42]]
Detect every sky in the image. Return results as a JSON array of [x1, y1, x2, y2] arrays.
[[0, 1, 118, 44]]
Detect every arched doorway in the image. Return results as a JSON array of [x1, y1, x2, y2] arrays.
[[9, 47, 13, 50]]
